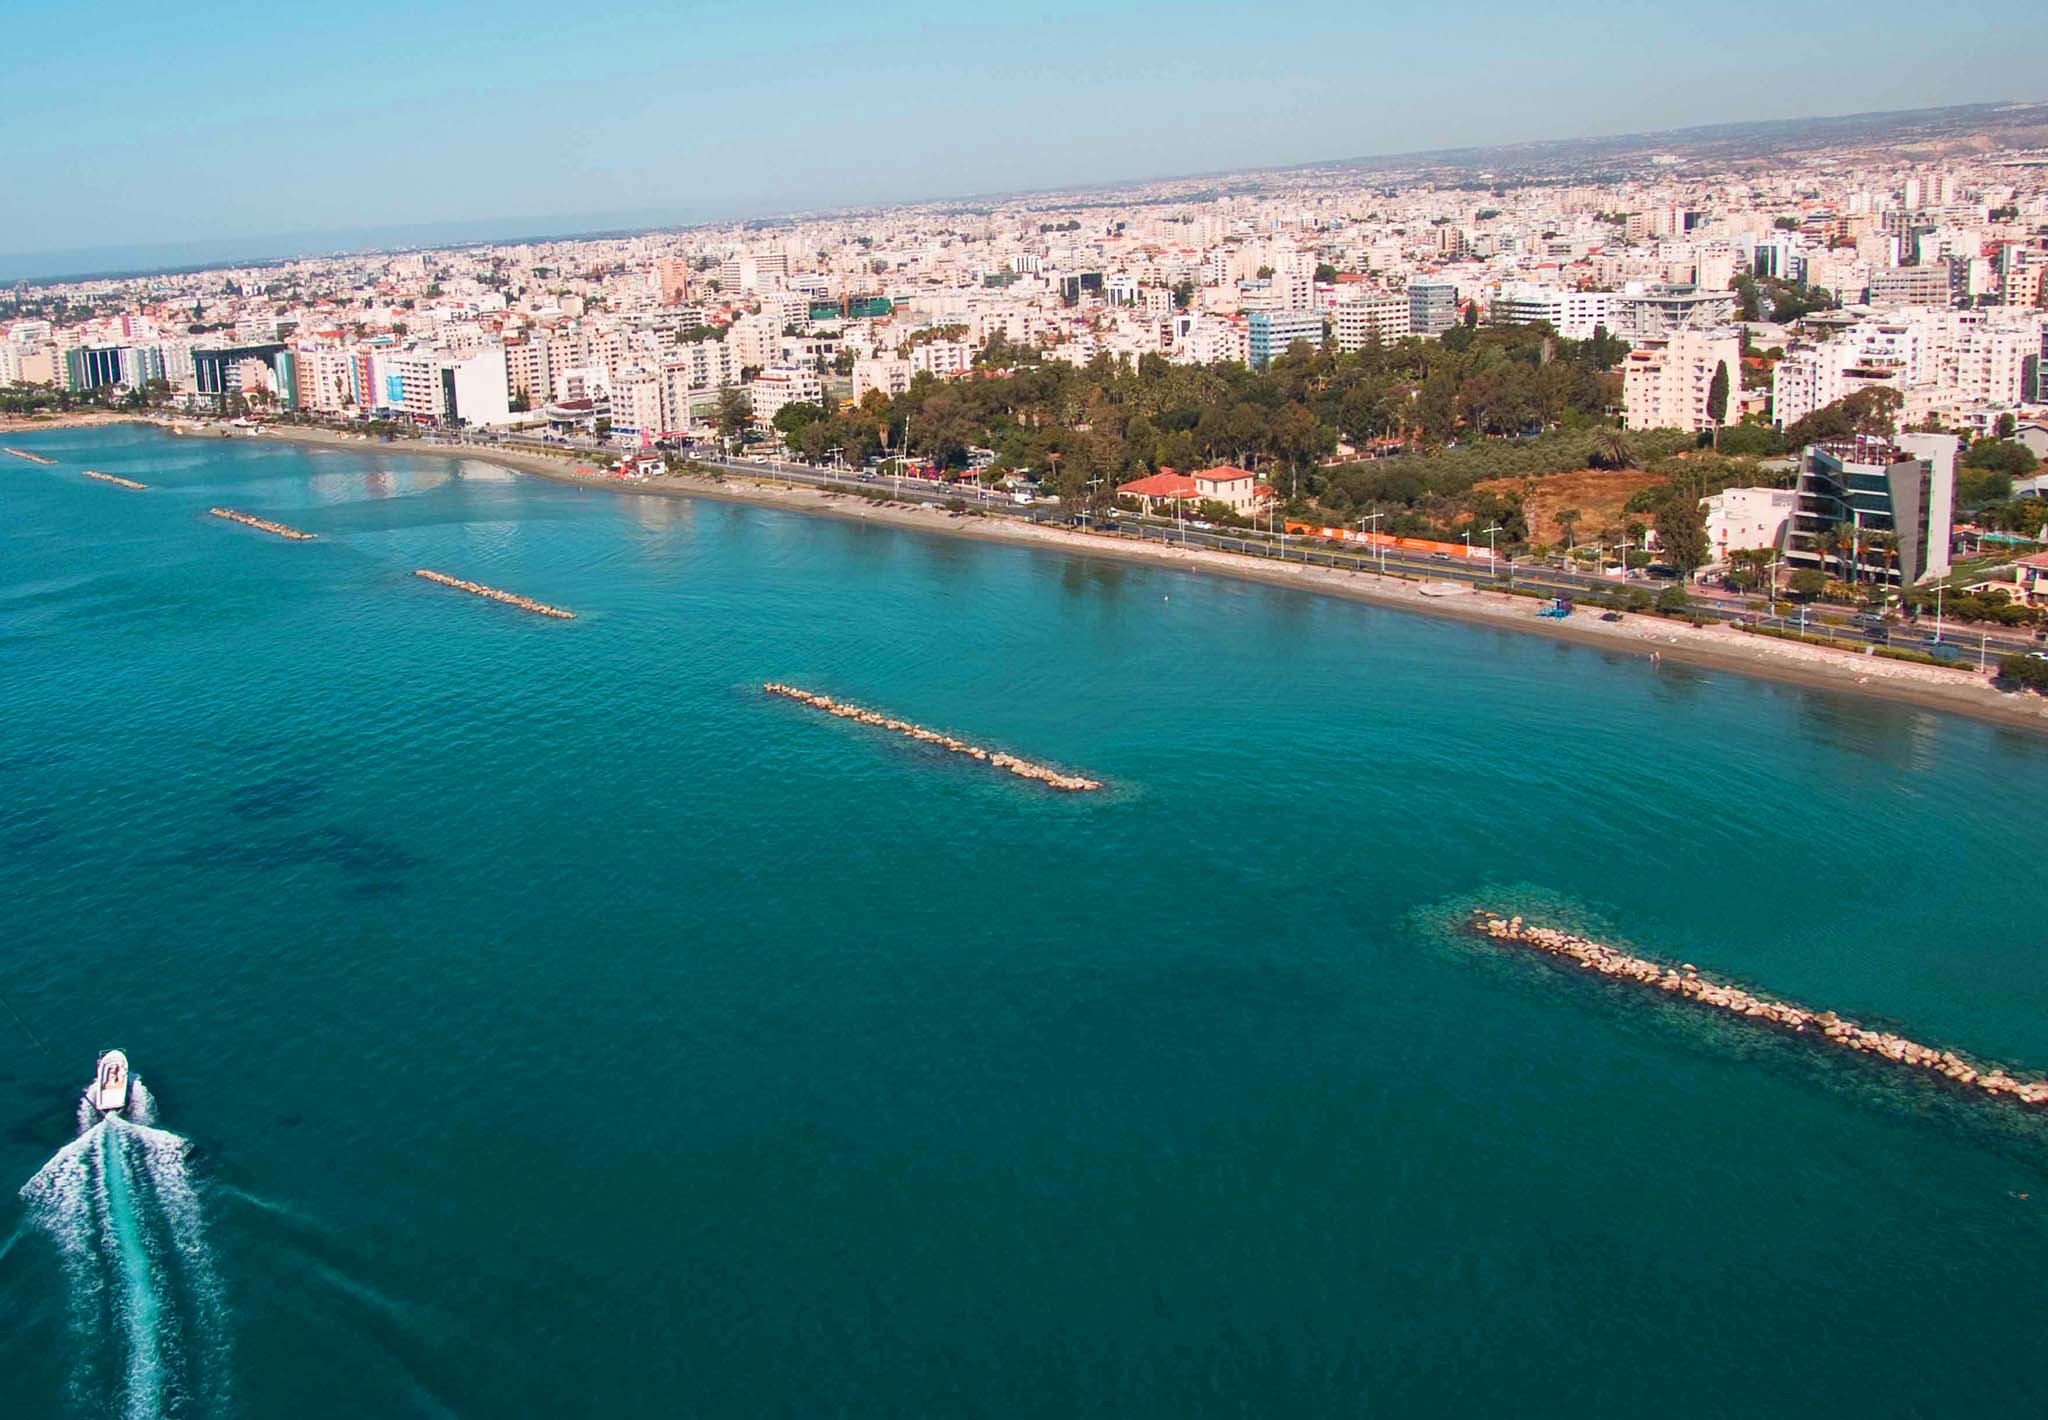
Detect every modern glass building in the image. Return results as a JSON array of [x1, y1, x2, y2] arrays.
[[1246, 309, 1323, 369], [1407, 281, 1460, 336], [1787, 433, 1955, 585], [192, 343, 287, 395]]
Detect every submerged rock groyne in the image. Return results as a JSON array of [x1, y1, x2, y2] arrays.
[[414, 569, 575, 619], [210, 508, 314, 540], [764, 684, 1102, 792], [4, 447, 56, 465], [83, 469, 147, 490], [1471, 912, 2048, 1107]]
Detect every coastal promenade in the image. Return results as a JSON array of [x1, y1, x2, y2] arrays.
[[178, 421, 2048, 735]]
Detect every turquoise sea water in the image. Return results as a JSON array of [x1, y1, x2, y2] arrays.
[[4, 424, 2048, 1416]]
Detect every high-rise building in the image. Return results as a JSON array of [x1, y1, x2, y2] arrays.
[[654, 258, 692, 305], [1787, 433, 1955, 585], [1408, 281, 1460, 336], [1869, 265, 1954, 309], [1245, 308, 1322, 368], [1621, 328, 1741, 433], [1331, 294, 1411, 349]]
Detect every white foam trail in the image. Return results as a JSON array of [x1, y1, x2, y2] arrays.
[[96, 1124, 167, 1420], [113, 1112, 231, 1406], [125, 1079, 157, 1128], [20, 1117, 105, 1411], [18, 1078, 230, 1417]]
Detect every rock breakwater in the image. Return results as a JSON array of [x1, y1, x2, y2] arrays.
[[413, 569, 575, 619], [210, 508, 314, 539], [764, 684, 1102, 792], [1472, 912, 2048, 1107], [83, 470, 148, 490]]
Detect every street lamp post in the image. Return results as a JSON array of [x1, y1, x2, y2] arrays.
[[1480, 522, 1503, 581], [1361, 509, 1387, 576]]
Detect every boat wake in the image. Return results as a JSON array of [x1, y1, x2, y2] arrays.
[[18, 1079, 229, 1417]]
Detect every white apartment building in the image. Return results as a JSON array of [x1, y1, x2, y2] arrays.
[[1703, 487, 1794, 559], [1331, 293, 1411, 349], [853, 355, 913, 402], [667, 338, 740, 393], [1770, 341, 1905, 429], [1492, 283, 1616, 339], [607, 367, 665, 438], [909, 340, 972, 378], [1622, 328, 1740, 432], [748, 364, 823, 431]]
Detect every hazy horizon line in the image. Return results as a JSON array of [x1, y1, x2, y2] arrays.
[[5, 95, 2041, 289]]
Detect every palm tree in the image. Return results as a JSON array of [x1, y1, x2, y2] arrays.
[[1828, 524, 1860, 584], [1589, 428, 1638, 470]]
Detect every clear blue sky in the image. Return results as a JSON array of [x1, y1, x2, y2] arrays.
[[0, 0, 2029, 267]]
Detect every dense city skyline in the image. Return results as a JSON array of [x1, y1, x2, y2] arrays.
[[0, 0, 2036, 275]]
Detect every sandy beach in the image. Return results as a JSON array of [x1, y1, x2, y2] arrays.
[[194, 420, 2048, 736], [0, 411, 152, 434]]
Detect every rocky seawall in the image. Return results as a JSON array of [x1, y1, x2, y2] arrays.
[[765, 684, 1102, 792], [1471, 912, 2048, 1107]]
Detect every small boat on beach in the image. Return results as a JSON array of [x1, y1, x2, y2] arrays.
[[90, 1049, 129, 1114]]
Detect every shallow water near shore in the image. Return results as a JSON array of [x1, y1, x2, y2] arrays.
[[5, 423, 2048, 1416]]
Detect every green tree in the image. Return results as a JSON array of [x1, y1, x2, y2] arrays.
[[1655, 486, 1710, 571], [1555, 507, 1583, 549], [1706, 361, 1730, 434], [770, 401, 826, 442], [1589, 429, 1638, 470], [713, 387, 751, 444]]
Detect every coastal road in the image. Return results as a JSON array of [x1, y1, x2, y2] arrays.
[[429, 431, 2046, 666]]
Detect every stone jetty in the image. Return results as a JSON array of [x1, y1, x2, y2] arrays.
[[764, 683, 1102, 792], [414, 569, 575, 619], [4, 447, 57, 465], [82, 469, 147, 490], [1471, 912, 2048, 1108], [211, 507, 315, 539]]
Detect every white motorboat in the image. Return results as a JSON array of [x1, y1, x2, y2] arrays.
[[90, 1050, 129, 1114]]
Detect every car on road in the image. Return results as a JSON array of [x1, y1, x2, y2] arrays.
[[1189, 519, 1213, 530]]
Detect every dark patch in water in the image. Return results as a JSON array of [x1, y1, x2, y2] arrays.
[[228, 775, 325, 820], [169, 825, 416, 886], [5, 826, 60, 854]]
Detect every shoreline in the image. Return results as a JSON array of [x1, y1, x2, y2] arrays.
[[0, 412, 153, 434], [192, 420, 2048, 737]]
